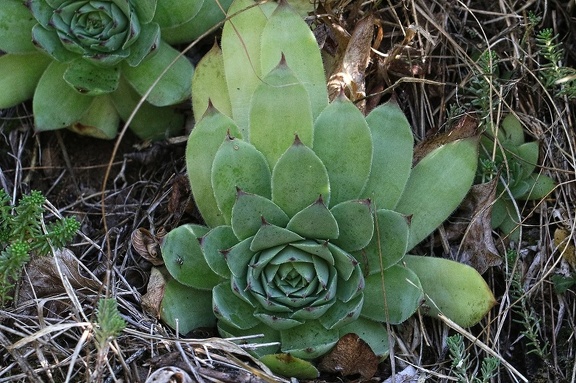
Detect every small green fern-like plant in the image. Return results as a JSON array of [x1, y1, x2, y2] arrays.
[[447, 333, 500, 383], [0, 189, 79, 305], [506, 250, 550, 359], [95, 298, 126, 346], [536, 28, 576, 100], [468, 49, 501, 123]]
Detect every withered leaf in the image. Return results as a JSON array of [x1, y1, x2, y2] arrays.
[[17, 248, 101, 313], [141, 267, 168, 318], [145, 366, 193, 383], [453, 180, 502, 274], [327, 15, 374, 112], [132, 227, 165, 266], [554, 228, 576, 269], [413, 114, 479, 166], [318, 333, 379, 379]]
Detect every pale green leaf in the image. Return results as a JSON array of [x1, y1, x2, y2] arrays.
[[313, 94, 372, 206], [362, 99, 414, 209], [0, 53, 51, 108], [122, 41, 193, 106], [403, 254, 496, 327], [396, 138, 479, 250], [271, 138, 330, 217]]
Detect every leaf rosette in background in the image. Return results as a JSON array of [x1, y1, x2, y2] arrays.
[[0, 0, 232, 139], [156, 1, 497, 377]]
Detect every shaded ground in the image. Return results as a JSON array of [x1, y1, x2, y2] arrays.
[[1, 0, 576, 382]]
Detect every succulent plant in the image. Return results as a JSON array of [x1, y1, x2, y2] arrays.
[[158, 0, 496, 376], [478, 114, 556, 239], [0, 0, 232, 139]]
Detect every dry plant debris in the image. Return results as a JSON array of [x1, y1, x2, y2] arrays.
[[1, 0, 576, 382]]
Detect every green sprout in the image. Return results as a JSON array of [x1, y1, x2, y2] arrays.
[[156, 0, 496, 378], [0, 0, 233, 139]]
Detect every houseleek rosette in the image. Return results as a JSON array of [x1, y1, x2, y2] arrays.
[[158, 0, 496, 376], [0, 0, 232, 139]]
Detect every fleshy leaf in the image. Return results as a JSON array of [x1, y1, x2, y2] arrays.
[[313, 93, 373, 206], [110, 77, 184, 140], [403, 254, 496, 327], [334, 264, 364, 302], [286, 197, 339, 240], [330, 200, 374, 253], [192, 43, 232, 121], [222, 0, 277, 136], [160, 0, 233, 44], [360, 209, 410, 274], [260, 354, 319, 380], [338, 317, 390, 357], [161, 224, 222, 290], [249, 57, 314, 169], [153, 0, 203, 28], [498, 114, 525, 146], [231, 190, 290, 240], [361, 265, 423, 324], [319, 293, 364, 330], [124, 21, 161, 67], [0, 53, 51, 108], [213, 282, 260, 330], [187, 106, 241, 227], [225, 238, 255, 278], [361, 99, 414, 209], [396, 137, 479, 250], [0, 2, 38, 53], [63, 60, 120, 96], [280, 320, 339, 359], [69, 95, 120, 139], [33, 61, 94, 131], [259, 0, 328, 119], [327, 243, 357, 280], [520, 173, 556, 200], [31, 24, 77, 63], [250, 222, 304, 252], [200, 226, 238, 278], [122, 41, 193, 106], [254, 310, 303, 330], [271, 137, 330, 217], [160, 277, 216, 335], [515, 142, 539, 180], [212, 136, 271, 224], [132, 0, 157, 23], [218, 320, 281, 358], [291, 241, 334, 263]]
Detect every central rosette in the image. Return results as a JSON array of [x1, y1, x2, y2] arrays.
[[28, 0, 159, 67], [249, 241, 336, 311]]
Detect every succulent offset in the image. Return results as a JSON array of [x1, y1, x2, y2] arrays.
[[0, 0, 232, 139], [478, 114, 556, 239], [159, 0, 496, 376]]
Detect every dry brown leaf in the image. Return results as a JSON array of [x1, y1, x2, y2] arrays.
[[318, 333, 379, 379], [413, 114, 479, 166], [17, 248, 101, 313], [453, 180, 502, 274], [132, 227, 165, 266], [145, 366, 193, 383], [327, 14, 374, 112], [141, 267, 168, 318]]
